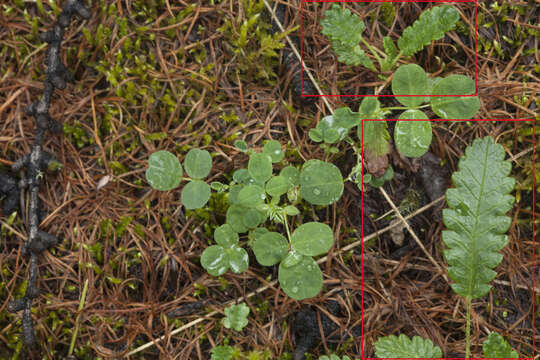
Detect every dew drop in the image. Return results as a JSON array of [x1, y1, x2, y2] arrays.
[[313, 188, 321, 195], [292, 286, 299, 293], [274, 150, 281, 155]]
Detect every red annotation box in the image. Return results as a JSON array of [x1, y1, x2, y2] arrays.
[[300, 0, 478, 98], [360, 119, 536, 360]]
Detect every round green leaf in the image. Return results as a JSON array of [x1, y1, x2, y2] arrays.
[[238, 185, 266, 207], [252, 232, 289, 266], [201, 245, 228, 276], [283, 205, 300, 216], [248, 153, 273, 183], [146, 150, 183, 191], [394, 121, 432, 158], [291, 222, 334, 256], [227, 184, 243, 205], [184, 148, 212, 179], [181, 180, 211, 209], [242, 208, 265, 228], [300, 160, 344, 206], [281, 251, 303, 268], [431, 75, 481, 119], [214, 224, 238, 247], [398, 109, 428, 119], [263, 140, 284, 163], [233, 169, 253, 185], [280, 166, 300, 188], [278, 256, 323, 300], [265, 176, 289, 197], [226, 205, 249, 233], [227, 245, 249, 273], [309, 128, 323, 143], [234, 140, 248, 152], [392, 64, 428, 108]]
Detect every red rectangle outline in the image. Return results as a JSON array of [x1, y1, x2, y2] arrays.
[[300, 0, 478, 97], [360, 118, 535, 360]]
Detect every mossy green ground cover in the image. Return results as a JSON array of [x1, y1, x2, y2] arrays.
[[0, 0, 537, 358]]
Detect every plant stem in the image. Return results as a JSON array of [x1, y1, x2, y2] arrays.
[[68, 278, 89, 356], [360, 37, 384, 68], [388, 50, 404, 69], [465, 296, 471, 358], [283, 213, 292, 244]]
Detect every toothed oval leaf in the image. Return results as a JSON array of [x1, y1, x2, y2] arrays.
[[431, 75, 481, 119], [374, 334, 443, 358], [398, 5, 459, 56], [442, 137, 515, 300], [482, 332, 518, 358]]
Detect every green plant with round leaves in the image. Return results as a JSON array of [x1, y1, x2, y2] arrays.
[[201, 140, 344, 300], [145, 148, 213, 209], [222, 303, 250, 332]]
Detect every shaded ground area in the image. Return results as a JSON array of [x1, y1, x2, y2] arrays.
[[0, 0, 538, 359]]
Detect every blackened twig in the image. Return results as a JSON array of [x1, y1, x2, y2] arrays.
[[4, 0, 90, 347]]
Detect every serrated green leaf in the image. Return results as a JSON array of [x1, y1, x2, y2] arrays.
[[222, 303, 250, 332], [321, 4, 376, 70], [184, 148, 212, 179], [299, 160, 344, 206], [291, 222, 333, 257], [394, 121, 432, 158], [278, 255, 322, 300], [398, 5, 459, 56], [146, 150, 182, 191], [381, 36, 398, 72], [358, 97, 382, 119], [253, 232, 289, 266], [482, 332, 518, 358], [443, 137, 515, 299], [392, 64, 428, 107], [431, 75, 481, 119], [374, 334, 442, 358], [181, 180, 211, 209], [361, 121, 390, 157], [248, 153, 273, 183]]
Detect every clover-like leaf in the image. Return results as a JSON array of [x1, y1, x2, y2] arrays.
[[227, 204, 250, 233], [280, 166, 300, 188], [482, 332, 518, 358], [214, 224, 239, 247], [242, 208, 265, 228], [248, 153, 273, 183], [184, 148, 212, 179], [238, 185, 266, 207], [278, 255, 322, 300], [222, 303, 250, 332], [443, 136, 515, 299], [201, 245, 229, 276], [398, 109, 428, 119], [263, 140, 284, 163], [211, 345, 234, 360], [253, 231, 289, 266], [234, 140, 248, 152], [300, 160, 343, 206], [392, 64, 428, 108], [431, 75, 481, 119], [374, 334, 443, 358], [316, 107, 360, 144], [321, 4, 376, 71], [291, 222, 333, 257], [181, 180, 211, 209], [358, 97, 382, 119], [265, 176, 290, 197], [146, 150, 182, 191], [394, 121, 432, 158], [233, 169, 254, 185], [227, 245, 249, 273], [398, 5, 459, 56]]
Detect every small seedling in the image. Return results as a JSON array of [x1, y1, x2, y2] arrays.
[[372, 136, 518, 358], [222, 303, 250, 332], [201, 140, 344, 300], [145, 148, 212, 209]]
